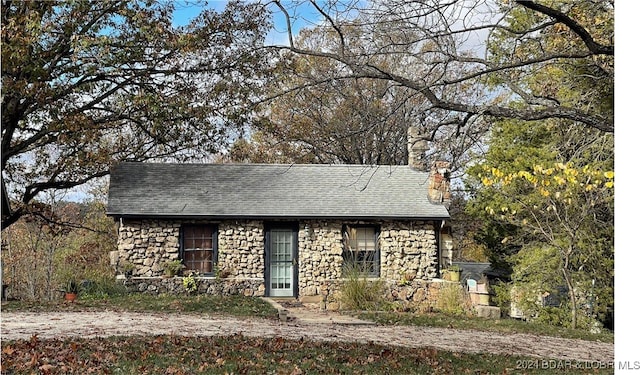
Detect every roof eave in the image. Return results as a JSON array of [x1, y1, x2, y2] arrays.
[[106, 212, 450, 221]]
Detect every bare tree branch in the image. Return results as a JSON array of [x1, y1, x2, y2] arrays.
[[515, 0, 613, 56]]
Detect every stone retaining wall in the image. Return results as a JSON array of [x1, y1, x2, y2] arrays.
[[318, 279, 451, 310], [120, 276, 454, 312], [121, 277, 265, 297]]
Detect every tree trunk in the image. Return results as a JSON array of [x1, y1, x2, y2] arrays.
[[561, 247, 578, 329]]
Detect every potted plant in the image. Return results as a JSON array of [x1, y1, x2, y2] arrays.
[[63, 278, 79, 302], [163, 260, 185, 278], [477, 292, 491, 305], [448, 264, 462, 282]]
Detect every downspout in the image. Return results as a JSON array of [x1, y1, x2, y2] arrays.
[[434, 220, 441, 278]]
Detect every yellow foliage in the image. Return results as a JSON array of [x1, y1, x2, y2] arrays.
[[553, 176, 565, 185], [518, 171, 530, 179], [479, 163, 613, 199]]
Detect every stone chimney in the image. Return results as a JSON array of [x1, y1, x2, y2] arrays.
[[407, 126, 451, 207], [427, 160, 451, 208], [407, 126, 429, 172]]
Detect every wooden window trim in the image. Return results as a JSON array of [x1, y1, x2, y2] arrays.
[[180, 224, 218, 276]]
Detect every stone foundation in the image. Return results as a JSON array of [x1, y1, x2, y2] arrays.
[[476, 305, 501, 319], [314, 279, 452, 310], [119, 276, 454, 311], [121, 277, 265, 297]]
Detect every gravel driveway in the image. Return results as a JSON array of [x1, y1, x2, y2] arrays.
[[1, 310, 613, 364]]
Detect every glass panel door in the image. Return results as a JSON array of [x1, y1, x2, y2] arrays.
[[269, 229, 294, 297]]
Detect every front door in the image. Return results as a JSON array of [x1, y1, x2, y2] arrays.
[[265, 224, 298, 297]]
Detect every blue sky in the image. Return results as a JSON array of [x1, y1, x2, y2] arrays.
[[171, 1, 227, 26], [170, 0, 322, 45]]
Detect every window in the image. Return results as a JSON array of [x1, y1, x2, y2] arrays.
[[181, 224, 217, 274], [342, 225, 380, 277]]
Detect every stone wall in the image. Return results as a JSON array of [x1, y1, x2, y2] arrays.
[[114, 219, 266, 280], [297, 220, 344, 297], [296, 220, 440, 299], [218, 220, 264, 279], [319, 279, 452, 311], [115, 218, 442, 304], [115, 219, 181, 277], [119, 276, 451, 311], [121, 277, 264, 297], [379, 220, 439, 281]]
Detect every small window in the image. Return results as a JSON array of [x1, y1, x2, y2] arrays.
[[342, 225, 379, 277], [181, 224, 217, 275]]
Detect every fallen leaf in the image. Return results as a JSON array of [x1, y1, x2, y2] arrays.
[[2, 346, 15, 355], [39, 364, 55, 373]]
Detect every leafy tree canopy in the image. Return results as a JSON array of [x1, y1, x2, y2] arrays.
[[465, 119, 613, 329], [268, 0, 613, 167], [1, 0, 275, 229]]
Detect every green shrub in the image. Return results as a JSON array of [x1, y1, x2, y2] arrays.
[[162, 260, 185, 276], [531, 305, 595, 330], [80, 275, 128, 300], [435, 283, 472, 316], [448, 264, 462, 272], [491, 280, 512, 317], [339, 264, 386, 311], [183, 272, 200, 294], [535, 306, 572, 328]]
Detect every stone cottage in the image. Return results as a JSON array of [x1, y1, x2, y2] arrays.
[[106, 135, 453, 305]]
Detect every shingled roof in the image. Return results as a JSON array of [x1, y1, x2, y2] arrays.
[[106, 162, 450, 220]]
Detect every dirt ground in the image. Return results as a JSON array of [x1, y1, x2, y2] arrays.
[[1, 308, 613, 364]]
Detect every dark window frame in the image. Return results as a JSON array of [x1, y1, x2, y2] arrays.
[[180, 224, 218, 276], [342, 224, 380, 278]]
